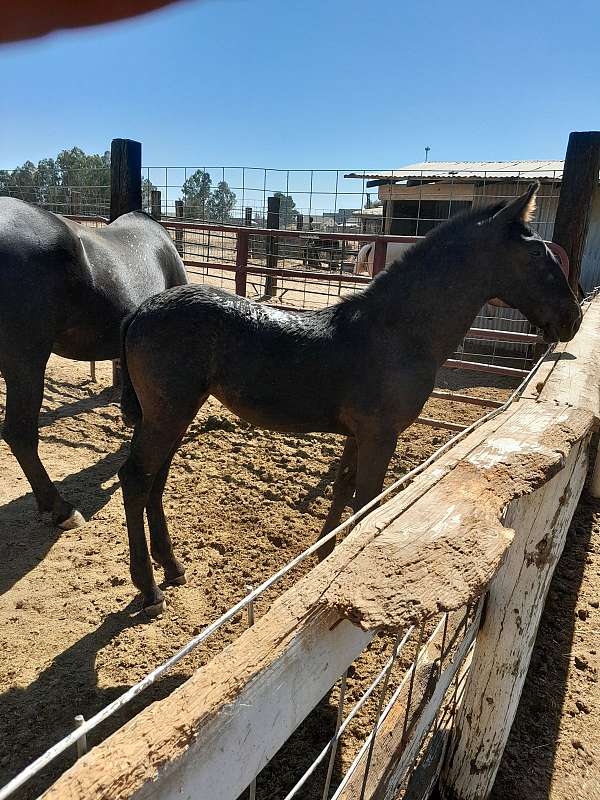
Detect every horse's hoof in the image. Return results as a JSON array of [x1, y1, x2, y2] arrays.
[[58, 509, 86, 530], [144, 598, 167, 617], [164, 559, 186, 586]]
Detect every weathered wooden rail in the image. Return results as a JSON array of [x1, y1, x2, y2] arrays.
[[36, 296, 600, 800]]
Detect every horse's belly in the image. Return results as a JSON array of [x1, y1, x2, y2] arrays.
[[52, 324, 120, 361], [213, 387, 347, 436]]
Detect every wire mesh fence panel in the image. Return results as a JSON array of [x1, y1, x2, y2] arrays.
[[0, 159, 112, 216], [1, 159, 565, 373]]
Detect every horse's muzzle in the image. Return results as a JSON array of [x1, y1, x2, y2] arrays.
[[558, 306, 583, 342]]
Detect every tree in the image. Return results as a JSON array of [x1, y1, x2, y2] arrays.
[[273, 192, 298, 227], [206, 180, 237, 222], [141, 177, 158, 213], [0, 147, 112, 214], [181, 169, 212, 218]]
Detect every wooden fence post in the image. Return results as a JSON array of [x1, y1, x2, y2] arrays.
[[264, 195, 281, 297], [151, 190, 161, 220], [110, 138, 142, 386], [591, 433, 600, 498], [552, 130, 600, 293], [70, 190, 81, 216], [372, 237, 387, 275], [439, 437, 590, 800], [235, 231, 249, 297], [175, 200, 184, 255], [110, 138, 142, 222], [245, 206, 253, 257], [297, 214, 308, 266]]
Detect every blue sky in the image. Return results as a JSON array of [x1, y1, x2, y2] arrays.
[[0, 0, 598, 171]]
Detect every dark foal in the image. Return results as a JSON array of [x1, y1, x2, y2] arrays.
[[119, 184, 581, 614], [0, 198, 187, 528]]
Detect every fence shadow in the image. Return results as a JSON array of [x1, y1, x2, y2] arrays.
[[38, 379, 118, 428], [0, 604, 187, 800]]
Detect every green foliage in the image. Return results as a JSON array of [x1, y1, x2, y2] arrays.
[[272, 191, 298, 226], [181, 170, 212, 216], [180, 170, 237, 222], [0, 147, 112, 214], [0, 146, 159, 216], [206, 180, 237, 221]]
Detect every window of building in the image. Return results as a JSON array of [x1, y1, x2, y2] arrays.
[[389, 199, 472, 236]]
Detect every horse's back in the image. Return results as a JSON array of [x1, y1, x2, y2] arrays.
[[0, 200, 186, 360], [71, 211, 187, 302]]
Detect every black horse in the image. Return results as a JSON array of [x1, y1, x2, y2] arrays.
[[0, 198, 187, 529], [118, 184, 581, 614]]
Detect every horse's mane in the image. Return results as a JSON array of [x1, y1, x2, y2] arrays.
[[332, 199, 508, 319], [386, 199, 506, 274]]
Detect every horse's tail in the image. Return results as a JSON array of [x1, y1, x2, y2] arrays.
[[120, 311, 142, 429]]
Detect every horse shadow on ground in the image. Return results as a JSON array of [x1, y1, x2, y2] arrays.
[[0, 380, 128, 597], [0, 604, 187, 800], [0, 445, 128, 597], [38, 379, 119, 428]]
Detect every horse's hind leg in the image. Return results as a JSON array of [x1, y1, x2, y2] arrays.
[[1, 353, 83, 528], [316, 436, 358, 560], [119, 406, 202, 615], [146, 437, 187, 587]]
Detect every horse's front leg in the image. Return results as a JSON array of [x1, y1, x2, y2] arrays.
[[316, 436, 358, 560], [1, 353, 84, 528]]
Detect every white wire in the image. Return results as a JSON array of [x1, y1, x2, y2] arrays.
[[282, 626, 415, 800]]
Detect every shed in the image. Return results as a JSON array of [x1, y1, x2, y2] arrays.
[[345, 161, 600, 292]]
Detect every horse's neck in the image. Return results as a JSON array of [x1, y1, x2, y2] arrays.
[[374, 243, 492, 365]]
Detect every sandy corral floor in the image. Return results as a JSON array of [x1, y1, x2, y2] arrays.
[[0, 355, 597, 799]]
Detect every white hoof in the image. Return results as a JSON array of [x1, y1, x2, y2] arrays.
[[59, 510, 86, 530]]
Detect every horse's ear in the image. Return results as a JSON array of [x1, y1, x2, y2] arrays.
[[492, 181, 540, 225]]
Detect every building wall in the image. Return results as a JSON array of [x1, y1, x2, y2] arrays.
[[472, 181, 559, 241], [581, 187, 600, 293]]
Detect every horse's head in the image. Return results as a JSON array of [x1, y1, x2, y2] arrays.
[[482, 183, 581, 343]]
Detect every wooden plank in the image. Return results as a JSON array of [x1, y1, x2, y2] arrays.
[[439, 435, 590, 800], [552, 131, 600, 291], [40, 398, 592, 800]]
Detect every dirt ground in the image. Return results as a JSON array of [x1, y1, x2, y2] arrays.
[[0, 355, 596, 799]]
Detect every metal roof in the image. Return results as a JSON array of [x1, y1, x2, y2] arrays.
[[344, 160, 566, 182]]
